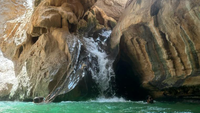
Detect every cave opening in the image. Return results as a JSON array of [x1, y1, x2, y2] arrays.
[[114, 57, 149, 101]]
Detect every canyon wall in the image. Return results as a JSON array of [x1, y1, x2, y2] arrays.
[[0, 0, 117, 101], [0, 0, 32, 100], [1, 0, 200, 101], [112, 0, 200, 99]]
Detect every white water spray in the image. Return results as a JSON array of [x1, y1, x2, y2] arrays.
[[84, 30, 115, 94], [90, 97, 129, 103]]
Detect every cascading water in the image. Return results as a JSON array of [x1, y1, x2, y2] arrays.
[[83, 30, 115, 95]]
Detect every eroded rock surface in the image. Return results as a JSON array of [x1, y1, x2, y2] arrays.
[[0, 0, 29, 40], [112, 0, 200, 99], [2, 0, 200, 101], [95, 0, 128, 21], [0, 0, 118, 101]]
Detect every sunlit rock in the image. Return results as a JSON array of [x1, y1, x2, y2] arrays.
[[95, 0, 128, 21], [0, 50, 17, 100], [0, 0, 116, 101]]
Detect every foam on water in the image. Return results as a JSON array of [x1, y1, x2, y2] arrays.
[[60, 97, 129, 103], [90, 97, 130, 103]]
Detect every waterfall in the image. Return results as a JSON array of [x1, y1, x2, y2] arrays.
[[83, 30, 115, 95]]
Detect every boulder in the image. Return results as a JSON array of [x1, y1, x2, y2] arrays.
[[33, 97, 44, 103]]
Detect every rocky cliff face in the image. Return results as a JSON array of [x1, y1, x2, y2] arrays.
[[0, 0, 30, 43], [0, 50, 17, 100], [0, 0, 33, 101], [112, 0, 200, 99], [1, 0, 200, 101], [0, 0, 118, 101]]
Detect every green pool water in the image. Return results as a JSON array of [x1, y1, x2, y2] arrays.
[[0, 98, 200, 113]]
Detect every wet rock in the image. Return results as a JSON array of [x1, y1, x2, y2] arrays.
[[33, 97, 44, 103], [147, 95, 154, 103], [112, 0, 200, 99]]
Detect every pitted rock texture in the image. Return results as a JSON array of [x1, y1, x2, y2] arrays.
[[112, 0, 200, 94]]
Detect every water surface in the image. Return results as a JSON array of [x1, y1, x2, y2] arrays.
[[1, 98, 200, 113]]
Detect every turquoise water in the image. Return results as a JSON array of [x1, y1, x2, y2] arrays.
[[0, 98, 200, 113]]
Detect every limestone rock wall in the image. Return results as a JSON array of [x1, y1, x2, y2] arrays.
[[0, 50, 17, 100], [0, 0, 118, 101], [3, 0, 200, 101], [0, 0, 103, 101], [112, 0, 200, 97], [0, 0, 33, 100]]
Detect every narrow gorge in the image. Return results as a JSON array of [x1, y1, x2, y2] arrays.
[[1, 0, 200, 103]]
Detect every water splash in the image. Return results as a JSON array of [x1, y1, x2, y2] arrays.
[[90, 97, 129, 103]]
